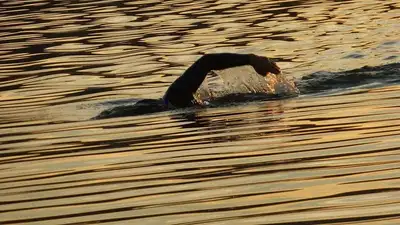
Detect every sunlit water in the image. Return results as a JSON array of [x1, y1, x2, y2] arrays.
[[0, 0, 400, 224]]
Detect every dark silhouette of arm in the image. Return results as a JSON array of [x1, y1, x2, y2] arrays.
[[164, 53, 253, 107]]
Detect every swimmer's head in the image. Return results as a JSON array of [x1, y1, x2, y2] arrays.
[[249, 54, 281, 76]]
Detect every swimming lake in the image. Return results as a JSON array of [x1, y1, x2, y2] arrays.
[[0, 0, 399, 224]]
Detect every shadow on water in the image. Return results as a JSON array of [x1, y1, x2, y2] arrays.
[[297, 62, 400, 94]]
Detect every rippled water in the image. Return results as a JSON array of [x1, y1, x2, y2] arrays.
[[1, 0, 400, 224]]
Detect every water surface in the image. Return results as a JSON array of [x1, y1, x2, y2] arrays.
[[0, 0, 400, 224]]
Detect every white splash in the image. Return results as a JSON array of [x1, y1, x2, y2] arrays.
[[196, 65, 299, 101]]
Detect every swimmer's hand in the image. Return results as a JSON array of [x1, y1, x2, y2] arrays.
[[250, 54, 281, 76]]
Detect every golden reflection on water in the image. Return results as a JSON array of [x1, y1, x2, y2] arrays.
[[0, 0, 400, 224]]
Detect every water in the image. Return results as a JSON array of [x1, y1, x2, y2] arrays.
[[0, 0, 400, 224]]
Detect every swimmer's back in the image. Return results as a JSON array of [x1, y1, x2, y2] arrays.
[[93, 99, 166, 119]]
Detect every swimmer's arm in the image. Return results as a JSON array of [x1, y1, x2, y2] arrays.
[[165, 53, 280, 107], [170, 53, 275, 94]]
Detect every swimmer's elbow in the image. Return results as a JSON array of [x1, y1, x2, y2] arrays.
[[197, 54, 228, 71], [198, 53, 252, 71], [196, 54, 214, 71]]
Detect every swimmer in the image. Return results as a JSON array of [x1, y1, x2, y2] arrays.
[[94, 53, 281, 119]]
